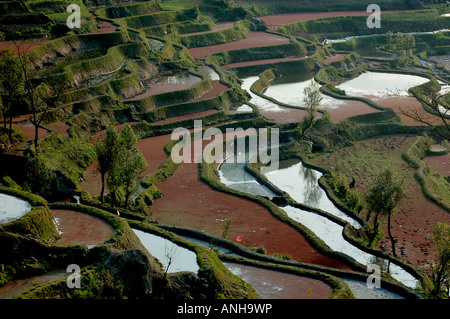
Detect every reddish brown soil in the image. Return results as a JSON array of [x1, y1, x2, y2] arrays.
[[223, 56, 307, 69], [368, 96, 443, 126], [151, 110, 221, 125], [323, 54, 347, 64], [137, 133, 173, 178], [180, 21, 235, 37], [258, 11, 406, 26], [323, 100, 381, 123], [188, 32, 291, 59], [309, 135, 450, 272], [388, 184, 450, 272], [85, 20, 117, 34], [80, 161, 103, 197], [47, 121, 70, 137], [52, 209, 114, 247], [12, 122, 50, 150], [424, 153, 450, 177], [223, 262, 333, 299], [0, 38, 50, 55], [150, 135, 354, 270], [196, 80, 229, 101]]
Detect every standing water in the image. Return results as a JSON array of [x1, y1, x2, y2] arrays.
[[0, 193, 32, 224], [132, 228, 200, 274], [263, 73, 348, 110], [241, 76, 292, 113], [336, 71, 429, 97], [218, 154, 419, 289], [263, 159, 361, 228]]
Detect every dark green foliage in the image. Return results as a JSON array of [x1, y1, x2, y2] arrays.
[[71, 266, 125, 299], [105, 124, 148, 208], [0, 49, 24, 145], [365, 169, 406, 254], [325, 173, 364, 214], [95, 125, 120, 203], [25, 154, 56, 199]]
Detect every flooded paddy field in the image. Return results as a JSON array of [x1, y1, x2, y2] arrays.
[[308, 135, 450, 272], [124, 70, 202, 101], [0, 193, 32, 225], [132, 228, 200, 274], [223, 261, 333, 299], [1, 0, 449, 302], [262, 73, 381, 122], [219, 153, 419, 288]]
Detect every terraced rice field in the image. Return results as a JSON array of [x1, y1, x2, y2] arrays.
[[1, 0, 449, 302]]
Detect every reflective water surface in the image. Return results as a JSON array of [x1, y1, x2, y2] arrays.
[[336, 71, 429, 98], [218, 156, 419, 289], [0, 193, 32, 224], [132, 228, 200, 274], [263, 159, 361, 228], [263, 73, 348, 110]]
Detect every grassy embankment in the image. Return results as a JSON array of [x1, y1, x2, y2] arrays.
[[277, 9, 450, 42]]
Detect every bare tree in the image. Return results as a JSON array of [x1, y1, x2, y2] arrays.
[[427, 221, 450, 298], [14, 41, 67, 152], [163, 242, 179, 277], [400, 83, 450, 141]]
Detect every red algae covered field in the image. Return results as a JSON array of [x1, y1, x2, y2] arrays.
[[188, 32, 291, 59], [52, 209, 114, 247], [150, 135, 354, 270]]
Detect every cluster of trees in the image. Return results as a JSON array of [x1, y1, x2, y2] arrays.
[[301, 76, 448, 296], [0, 43, 66, 153], [386, 31, 416, 52], [95, 124, 148, 209], [205, 0, 251, 21], [363, 168, 449, 298]]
